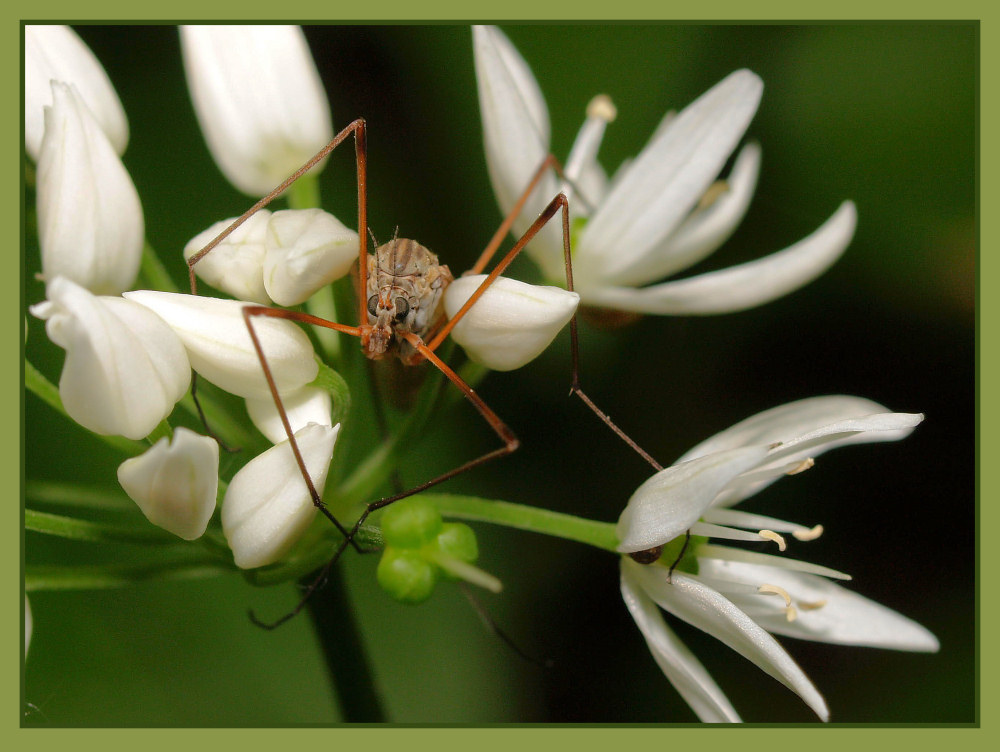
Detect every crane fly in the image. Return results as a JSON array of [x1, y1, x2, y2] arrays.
[[184, 119, 611, 622]]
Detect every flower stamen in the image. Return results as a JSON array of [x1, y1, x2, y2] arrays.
[[758, 583, 798, 622], [797, 599, 829, 611], [758, 529, 787, 551], [792, 524, 824, 541], [697, 179, 730, 211], [786, 457, 815, 475]]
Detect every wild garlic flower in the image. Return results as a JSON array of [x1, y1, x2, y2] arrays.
[[25, 24, 129, 161], [117, 428, 220, 540], [184, 208, 359, 307], [123, 290, 317, 400], [443, 275, 580, 371], [616, 396, 938, 722], [222, 422, 339, 569], [29, 277, 191, 440], [180, 25, 333, 197], [245, 385, 333, 444], [473, 25, 856, 316], [36, 81, 144, 295]]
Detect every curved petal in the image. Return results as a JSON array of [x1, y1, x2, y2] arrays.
[[626, 561, 829, 721], [184, 211, 273, 305], [577, 70, 763, 285], [473, 26, 562, 276], [123, 290, 317, 399], [245, 385, 333, 444], [696, 559, 939, 652], [25, 25, 129, 160], [621, 561, 741, 722], [443, 275, 578, 371], [603, 142, 761, 288], [616, 445, 769, 553], [582, 201, 856, 314], [180, 25, 333, 196]]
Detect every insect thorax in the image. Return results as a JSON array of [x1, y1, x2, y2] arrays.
[[363, 238, 453, 362]]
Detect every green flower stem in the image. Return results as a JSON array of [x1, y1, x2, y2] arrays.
[[139, 240, 181, 293], [176, 390, 256, 449], [312, 359, 351, 427], [422, 493, 620, 553], [245, 524, 383, 588], [25, 559, 232, 592], [25, 359, 147, 456], [287, 173, 321, 210], [305, 285, 342, 364], [25, 508, 177, 545], [26, 480, 131, 510]]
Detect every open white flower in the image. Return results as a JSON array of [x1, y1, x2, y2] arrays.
[[36, 81, 144, 295], [180, 25, 333, 196], [443, 275, 579, 371], [123, 290, 317, 400], [473, 25, 856, 316], [117, 428, 219, 540], [29, 277, 191, 440], [25, 24, 129, 161], [616, 396, 938, 722], [222, 422, 339, 568]]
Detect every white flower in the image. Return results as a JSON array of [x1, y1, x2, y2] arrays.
[[25, 24, 129, 161], [180, 25, 333, 196], [616, 396, 938, 722], [123, 290, 317, 400], [245, 385, 333, 444], [263, 209, 359, 306], [36, 81, 144, 295], [443, 275, 579, 371], [473, 25, 856, 315], [184, 211, 273, 304], [29, 277, 191, 440], [117, 428, 220, 540], [222, 423, 339, 568]]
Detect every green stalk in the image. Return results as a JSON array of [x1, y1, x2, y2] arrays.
[[25, 508, 176, 545], [26, 559, 231, 592], [139, 240, 181, 293], [423, 493, 620, 553]]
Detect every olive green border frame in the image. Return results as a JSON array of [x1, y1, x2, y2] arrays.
[[8, 2, 989, 751]]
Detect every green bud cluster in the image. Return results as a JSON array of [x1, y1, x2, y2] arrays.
[[375, 498, 479, 604]]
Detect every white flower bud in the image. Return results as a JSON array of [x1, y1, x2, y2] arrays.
[[245, 385, 333, 444], [443, 275, 579, 371], [263, 209, 359, 306], [29, 277, 191, 440], [36, 81, 144, 295], [180, 25, 333, 196], [117, 428, 220, 540], [25, 25, 129, 161], [123, 290, 317, 399], [222, 423, 339, 568], [184, 211, 273, 304]]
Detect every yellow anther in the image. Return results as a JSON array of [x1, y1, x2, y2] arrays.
[[758, 584, 798, 622], [786, 607, 799, 622], [786, 458, 815, 475], [697, 180, 730, 211], [587, 94, 617, 123], [759, 529, 787, 551], [797, 599, 828, 612], [792, 524, 824, 542]]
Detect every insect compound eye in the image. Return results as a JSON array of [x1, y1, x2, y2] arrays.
[[394, 297, 410, 322], [367, 294, 379, 318]]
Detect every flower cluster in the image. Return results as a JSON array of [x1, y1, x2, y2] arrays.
[[23, 24, 939, 724]]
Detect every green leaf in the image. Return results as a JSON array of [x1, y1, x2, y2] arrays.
[[25, 508, 177, 545], [25, 559, 231, 592]]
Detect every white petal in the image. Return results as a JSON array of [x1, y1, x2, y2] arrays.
[[180, 25, 333, 196], [698, 544, 852, 581], [443, 275, 578, 372], [123, 290, 317, 399], [606, 142, 761, 287], [37, 82, 144, 295], [577, 70, 763, 285], [696, 558, 939, 652], [616, 446, 770, 553], [263, 209, 359, 306], [117, 428, 219, 540], [627, 561, 829, 721], [30, 277, 191, 440], [472, 25, 563, 277], [222, 423, 339, 568], [25, 25, 129, 160], [582, 201, 856, 315], [246, 385, 333, 444], [679, 395, 912, 463], [621, 560, 741, 722], [184, 211, 272, 304]]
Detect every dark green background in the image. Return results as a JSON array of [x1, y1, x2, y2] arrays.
[[23, 24, 975, 724]]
